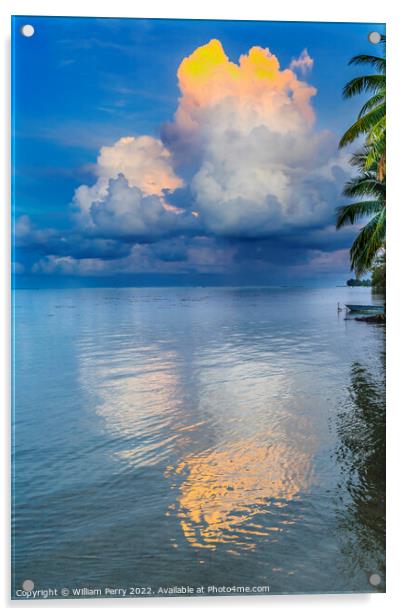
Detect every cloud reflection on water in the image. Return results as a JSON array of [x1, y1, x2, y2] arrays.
[[77, 319, 317, 554]]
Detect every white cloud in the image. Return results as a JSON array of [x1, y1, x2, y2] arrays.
[[85, 174, 191, 238], [163, 39, 348, 237], [71, 41, 350, 244], [290, 49, 314, 75], [72, 136, 193, 236], [97, 136, 182, 196]]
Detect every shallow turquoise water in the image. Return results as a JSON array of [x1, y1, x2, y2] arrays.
[[12, 287, 385, 598]]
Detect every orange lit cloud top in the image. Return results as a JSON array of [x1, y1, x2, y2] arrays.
[[175, 39, 316, 136]]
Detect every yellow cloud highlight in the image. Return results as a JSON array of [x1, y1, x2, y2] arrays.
[[180, 38, 233, 80]]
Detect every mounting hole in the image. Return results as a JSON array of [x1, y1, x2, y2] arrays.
[[21, 24, 35, 38], [368, 31, 381, 44], [369, 573, 381, 586], [22, 579, 35, 591]]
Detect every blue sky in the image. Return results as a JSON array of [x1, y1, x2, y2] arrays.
[[12, 16, 385, 287]]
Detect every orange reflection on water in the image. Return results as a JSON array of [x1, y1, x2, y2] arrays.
[[166, 439, 313, 551]]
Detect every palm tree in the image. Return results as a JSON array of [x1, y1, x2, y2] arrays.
[[336, 147, 385, 276], [337, 37, 386, 277], [339, 36, 386, 180]]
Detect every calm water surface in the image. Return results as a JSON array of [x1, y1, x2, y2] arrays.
[[12, 287, 385, 597]]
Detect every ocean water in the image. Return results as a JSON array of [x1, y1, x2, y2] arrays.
[[12, 287, 385, 598]]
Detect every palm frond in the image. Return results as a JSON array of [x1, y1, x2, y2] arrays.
[[358, 93, 385, 118], [342, 75, 385, 99], [343, 175, 385, 199], [336, 201, 383, 228], [349, 147, 374, 170], [348, 54, 385, 72], [350, 210, 385, 276], [364, 134, 386, 173], [349, 149, 379, 174], [339, 103, 385, 147], [367, 115, 386, 144]]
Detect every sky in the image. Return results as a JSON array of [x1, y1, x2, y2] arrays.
[[12, 16, 385, 288]]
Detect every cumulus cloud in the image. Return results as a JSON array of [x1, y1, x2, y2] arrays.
[[163, 39, 317, 162], [72, 40, 349, 244], [25, 39, 352, 281], [162, 39, 348, 237], [73, 135, 190, 235], [80, 174, 197, 239]]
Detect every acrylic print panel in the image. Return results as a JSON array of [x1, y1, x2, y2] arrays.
[[11, 15, 386, 600]]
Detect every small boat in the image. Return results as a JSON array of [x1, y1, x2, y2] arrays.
[[345, 304, 384, 314]]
